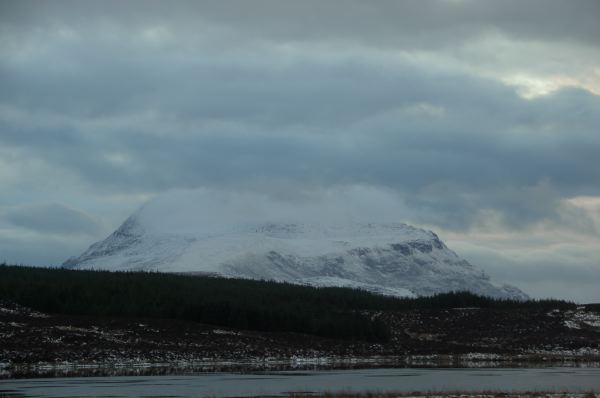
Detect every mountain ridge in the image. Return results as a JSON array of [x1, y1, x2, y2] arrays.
[[63, 208, 528, 300]]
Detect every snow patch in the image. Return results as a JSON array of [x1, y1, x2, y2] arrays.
[[563, 310, 600, 329], [212, 329, 240, 336], [564, 320, 581, 329]]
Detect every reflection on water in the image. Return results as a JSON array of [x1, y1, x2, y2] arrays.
[[1, 368, 599, 398], [4, 358, 600, 380]]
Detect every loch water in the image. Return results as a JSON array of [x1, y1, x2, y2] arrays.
[[1, 367, 600, 397]]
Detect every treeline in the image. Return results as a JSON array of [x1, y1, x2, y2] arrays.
[[0, 264, 574, 342]]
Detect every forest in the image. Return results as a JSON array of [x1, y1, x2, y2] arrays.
[[0, 264, 574, 342]]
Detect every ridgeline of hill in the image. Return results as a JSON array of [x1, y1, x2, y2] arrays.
[[0, 264, 573, 343]]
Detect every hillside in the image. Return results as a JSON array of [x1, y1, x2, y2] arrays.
[[62, 191, 527, 299]]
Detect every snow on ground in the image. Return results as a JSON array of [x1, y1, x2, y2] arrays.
[[212, 329, 240, 336], [0, 307, 18, 315], [527, 347, 600, 357], [561, 309, 600, 329], [0, 304, 48, 318], [564, 320, 581, 329]]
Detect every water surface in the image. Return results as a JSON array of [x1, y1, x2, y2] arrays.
[[1, 368, 599, 398]]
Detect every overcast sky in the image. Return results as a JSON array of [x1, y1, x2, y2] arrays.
[[1, 0, 599, 302]]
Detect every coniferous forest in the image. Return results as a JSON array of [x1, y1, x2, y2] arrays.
[[0, 264, 574, 342]]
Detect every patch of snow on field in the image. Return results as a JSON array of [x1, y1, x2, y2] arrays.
[[0, 304, 49, 318], [563, 309, 600, 329], [461, 352, 501, 360], [528, 347, 600, 357], [0, 307, 18, 315], [212, 329, 240, 336], [55, 325, 100, 333], [574, 311, 600, 328], [564, 320, 581, 329]]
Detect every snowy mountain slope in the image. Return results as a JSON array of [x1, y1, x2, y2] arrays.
[[63, 191, 528, 299]]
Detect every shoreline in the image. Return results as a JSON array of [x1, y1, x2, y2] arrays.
[[3, 355, 600, 379]]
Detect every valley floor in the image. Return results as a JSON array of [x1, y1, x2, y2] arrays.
[[1, 302, 599, 378]]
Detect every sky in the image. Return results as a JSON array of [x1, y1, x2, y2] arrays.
[[1, 0, 599, 302]]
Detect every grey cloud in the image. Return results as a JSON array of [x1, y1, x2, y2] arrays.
[[0, 233, 92, 267], [456, 242, 600, 303], [2, 0, 599, 48], [2, 51, 600, 230], [3, 203, 104, 236]]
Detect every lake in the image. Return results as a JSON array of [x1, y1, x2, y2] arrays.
[[1, 368, 599, 397]]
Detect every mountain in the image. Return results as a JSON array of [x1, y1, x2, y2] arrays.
[[63, 191, 528, 299]]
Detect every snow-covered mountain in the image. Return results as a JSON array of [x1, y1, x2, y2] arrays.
[[63, 190, 528, 299]]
